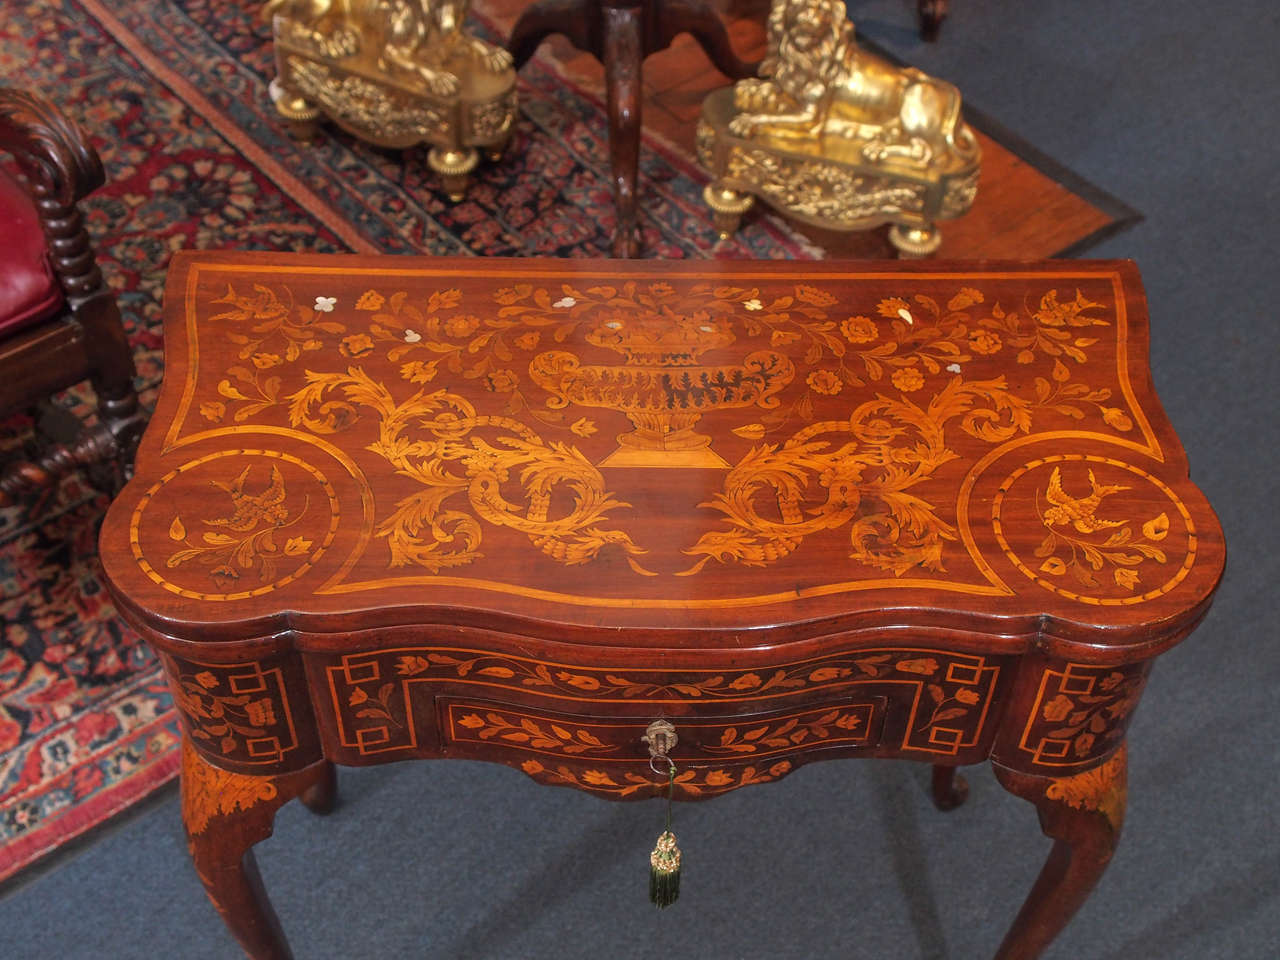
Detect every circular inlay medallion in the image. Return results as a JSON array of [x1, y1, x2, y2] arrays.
[[130, 449, 340, 601], [991, 454, 1195, 606]]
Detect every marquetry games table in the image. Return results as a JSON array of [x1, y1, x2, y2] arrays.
[[99, 252, 1224, 959]]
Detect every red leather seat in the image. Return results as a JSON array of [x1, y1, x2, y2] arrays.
[[0, 167, 64, 336], [0, 87, 143, 504]]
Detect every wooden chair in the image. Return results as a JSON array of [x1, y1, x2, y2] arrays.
[[0, 87, 145, 505]]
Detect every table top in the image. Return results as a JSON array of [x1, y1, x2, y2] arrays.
[[99, 252, 1223, 656]]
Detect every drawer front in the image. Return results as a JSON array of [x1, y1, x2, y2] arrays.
[[310, 643, 1008, 788], [439, 697, 885, 799]]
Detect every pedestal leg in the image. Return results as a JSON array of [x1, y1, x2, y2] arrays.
[[991, 745, 1127, 960], [653, 0, 758, 79], [507, 0, 600, 71], [181, 739, 335, 960], [603, 1, 643, 258], [507, 0, 749, 256], [930, 763, 969, 811], [920, 0, 949, 41]]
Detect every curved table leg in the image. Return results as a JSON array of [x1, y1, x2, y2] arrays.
[[299, 759, 338, 815], [181, 739, 334, 960], [603, 1, 643, 258], [991, 745, 1127, 960], [930, 763, 969, 811], [655, 0, 758, 79], [508, 0, 600, 70]]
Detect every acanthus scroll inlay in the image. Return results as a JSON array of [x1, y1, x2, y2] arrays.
[[144, 267, 1197, 605]]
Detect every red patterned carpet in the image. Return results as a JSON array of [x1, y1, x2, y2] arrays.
[[0, 0, 1131, 884]]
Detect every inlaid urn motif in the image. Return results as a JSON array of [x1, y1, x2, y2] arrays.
[[529, 310, 794, 467]]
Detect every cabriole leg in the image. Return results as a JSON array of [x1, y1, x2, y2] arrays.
[[299, 759, 337, 815], [930, 763, 969, 811], [991, 745, 1127, 960], [182, 739, 335, 960]]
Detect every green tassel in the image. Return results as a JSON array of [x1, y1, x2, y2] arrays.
[[649, 763, 681, 908], [649, 830, 681, 908]]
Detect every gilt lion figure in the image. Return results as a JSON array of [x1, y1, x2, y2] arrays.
[[264, 0, 511, 97], [729, 0, 974, 168]]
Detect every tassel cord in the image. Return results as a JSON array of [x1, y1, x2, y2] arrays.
[[649, 758, 682, 908]]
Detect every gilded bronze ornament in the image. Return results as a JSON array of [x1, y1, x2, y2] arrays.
[[265, 0, 518, 199], [696, 0, 980, 255]]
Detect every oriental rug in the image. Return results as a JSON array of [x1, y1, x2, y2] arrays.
[[0, 0, 1137, 885]]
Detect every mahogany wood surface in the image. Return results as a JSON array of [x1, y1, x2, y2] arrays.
[[99, 252, 1224, 959]]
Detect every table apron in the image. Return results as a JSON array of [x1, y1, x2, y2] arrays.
[[155, 632, 1157, 794]]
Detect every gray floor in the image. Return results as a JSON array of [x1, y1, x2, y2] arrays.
[[2, 0, 1278, 957]]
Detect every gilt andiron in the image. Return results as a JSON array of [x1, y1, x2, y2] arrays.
[[265, 0, 518, 200], [696, 0, 980, 256]]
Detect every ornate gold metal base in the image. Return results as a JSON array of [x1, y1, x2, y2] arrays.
[[427, 147, 479, 202], [267, 3, 517, 201], [269, 78, 322, 143], [702, 184, 756, 240], [889, 223, 943, 258], [694, 1, 980, 256]]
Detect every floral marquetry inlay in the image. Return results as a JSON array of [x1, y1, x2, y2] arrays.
[[325, 646, 1000, 758], [519, 758, 795, 799], [123, 258, 1220, 624], [442, 700, 878, 763], [1045, 745, 1128, 830], [181, 739, 279, 836], [1019, 662, 1148, 767], [166, 655, 299, 765], [101, 255, 1228, 960]]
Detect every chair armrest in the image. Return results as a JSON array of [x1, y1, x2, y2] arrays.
[[0, 86, 105, 208]]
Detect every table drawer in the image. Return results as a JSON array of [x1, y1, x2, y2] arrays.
[[314, 643, 1008, 774], [438, 696, 886, 798]]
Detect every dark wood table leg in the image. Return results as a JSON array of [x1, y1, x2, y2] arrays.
[[920, 0, 949, 41], [653, 0, 758, 79], [930, 763, 969, 811], [299, 759, 338, 815], [508, 0, 600, 71], [181, 739, 334, 960], [603, 0, 644, 257], [990, 746, 1127, 960], [507, 0, 753, 255]]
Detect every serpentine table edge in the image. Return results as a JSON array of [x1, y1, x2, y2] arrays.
[[99, 252, 1225, 960]]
